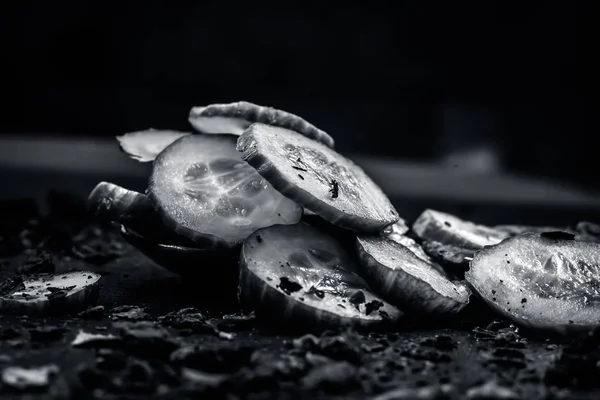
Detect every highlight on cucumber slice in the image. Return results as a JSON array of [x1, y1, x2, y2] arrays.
[[465, 232, 600, 331], [381, 219, 409, 238], [356, 236, 470, 316], [116, 129, 191, 162], [189, 101, 335, 148], [237, 124, 399, 234], [239, 223, 403, 330], [384, 232, 432, 264], [412, 209, 509, 250], [150, 134, 303, 248], [0, 272, 101, 314]]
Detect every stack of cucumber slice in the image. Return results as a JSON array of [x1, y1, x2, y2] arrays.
[[88, 101, 600, 333]]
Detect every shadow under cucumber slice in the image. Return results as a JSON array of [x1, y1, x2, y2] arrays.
[[239, 223, 402, 331]]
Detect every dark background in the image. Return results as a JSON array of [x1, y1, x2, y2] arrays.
[[2, 2, 588, 187]]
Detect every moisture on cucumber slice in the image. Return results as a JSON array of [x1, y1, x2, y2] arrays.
[[465, 232, 600, 331], [0, 272, 101, 314], [150, 134, 302, 248], [239, 223, 402, 330], [412, 209, 509, 250], [356, 236, 470, 315], [237, 124, 399, 233], [189, 101, 335, 148], [117, 129, 191, 162]]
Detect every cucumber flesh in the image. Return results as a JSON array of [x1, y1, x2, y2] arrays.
[[117, 129, 190, 162], [466, 232, 600, 331], [150, 134, 302, 247], [189, 101, 335, 148], [356, 236, 470, 316], [237, 124, 399, 234], [239, 223, 402, 329]]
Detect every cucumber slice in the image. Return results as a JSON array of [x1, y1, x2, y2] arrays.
[[237, 124, 399, 233], [87, 182, 198, 247], [412, 209, 509, 249], [189, 101, 335, 148], [465, 232, 600, 331], [239, 223, 402, 330], [0, 272, 101, 314], [88, 182, 155, 223], [117, 129, 190, 162], [356, 236, 470, 316], [150, 134, 302, 248]]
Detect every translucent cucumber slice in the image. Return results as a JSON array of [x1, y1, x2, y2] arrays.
[[150, 134, 302, 248], [0, 272, 101, 314], [237, 124, 399, 234], [189, 101, 335, 148], [356, 236, 470, 315], [116, 129, 191, 162], [239, 223, 402, 330], [465, 232, 600, 331], [412, 209, 509, 250]]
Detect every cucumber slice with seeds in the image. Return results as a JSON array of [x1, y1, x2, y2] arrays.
[[189, 101, 335, 148], [412, 209, 509, 249], [466, 232, 600, 332], [356, 236, 470, 315], [117, 129, 190, 162], [150, 134, 302, 248], [237, 124, 399, 234], [239, 223, 402, 330]]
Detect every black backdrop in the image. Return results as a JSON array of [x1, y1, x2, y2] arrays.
[[2, 2, 588, 187]]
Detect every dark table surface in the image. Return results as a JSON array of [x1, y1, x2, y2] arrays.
[[1, 136, 600, 399]]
